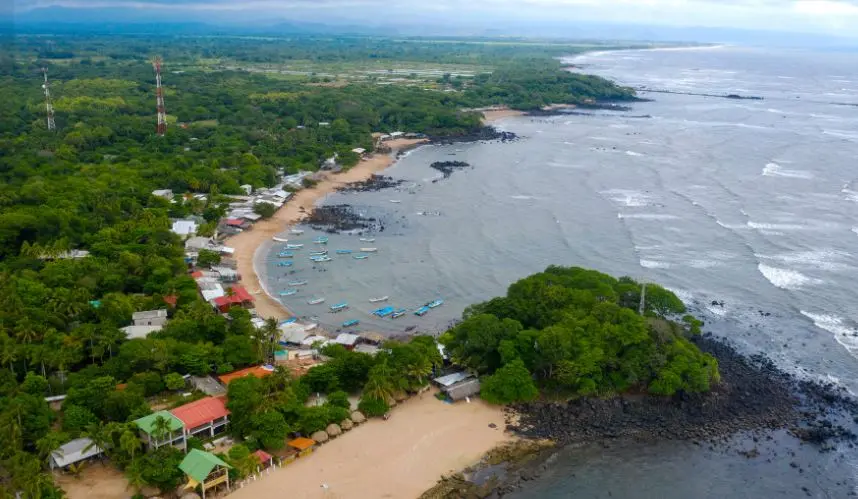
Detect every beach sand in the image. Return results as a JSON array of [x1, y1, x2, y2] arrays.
[[225, 138, 427, 320], [229, 391, 512, 499], [481, 108, 526, 124]]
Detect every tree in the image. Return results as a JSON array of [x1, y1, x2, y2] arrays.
[[119, 429, 142, 462], [326, 391, 350, 409], [227, 444, 260, 479], [196, 249, 221, 268], [480, 359, 538, 405], [62, 404, 98, 433], [226, 376, 263, 438], [253, 202, 277, 219], [357, 396, 389, 418], [251, 411, 289, 450], [151, 415, 173, 443], [163, 372, 185, 391]]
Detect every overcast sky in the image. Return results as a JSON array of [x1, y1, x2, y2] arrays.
[[14, 0, 858, 39]]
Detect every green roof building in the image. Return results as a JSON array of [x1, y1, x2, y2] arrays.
[[179, 449, 232, 499], [133, 411, 186, 451]]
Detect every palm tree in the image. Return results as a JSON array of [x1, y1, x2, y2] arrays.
[[119, 429, 141, 461], [83, 422, 112, 459], [151, 415, 173, 445], [364, 362, 396, 403]]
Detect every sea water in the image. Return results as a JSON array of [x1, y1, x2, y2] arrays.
[[264, 46, 858, 496]]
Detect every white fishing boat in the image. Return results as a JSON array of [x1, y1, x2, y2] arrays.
[[360, 247, 378, 253], [369, 296, 389, 303], [290, 228, 304, 235], [286, 243, 304, 249], [389, 200, 401, 204], [359, 237, 375, 242], [308, 297, 326, 305], [272, 236, 289, 242]]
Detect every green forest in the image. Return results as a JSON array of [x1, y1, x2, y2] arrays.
[[0, 33, 640, 497], [442, 266, 719, 404]]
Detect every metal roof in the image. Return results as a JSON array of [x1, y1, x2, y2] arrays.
[[433, 371, 473, 387], [179, 449, 231, 482], [171, 397, 230, 429], [334, 333, 359, 346], [50, 438, 103, 468], [134, 411, 185, 435], [120, 325, 163, 339]]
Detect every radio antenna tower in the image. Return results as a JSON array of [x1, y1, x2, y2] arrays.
[[152, 56, 167, 136], [41, 68, 56, 131]]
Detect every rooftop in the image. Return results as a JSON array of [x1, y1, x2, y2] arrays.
[[334, 333, 359, 346], [171, 396, 230, 429], [217, 365, 274, 385], [179, 449, 231, 483], [132, 309, 168, 321], [433, 371, 474, 388], [287, 437, 316, 451], [51, 437, 103, 468], [134, 410, 185, 435]]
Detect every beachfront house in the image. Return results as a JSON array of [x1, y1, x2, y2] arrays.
[[49, 437, 104, 470], [433, 371, 481, 402], [334, 333, 359, 350], [134, 411, 187, 451], [211, 285, 254, 313], [171, 396, 231, 439], [179, 449, 232, 499], [287, 437, 317, 458]]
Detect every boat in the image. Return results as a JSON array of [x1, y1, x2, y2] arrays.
[[330, 302, 349, 312], [369, 296, 389, 303], [389, 200, 401, 204], [353, 254, 369, 260], [359, 237, 376, 242], [311, 256, 333, 262], [276, 261, 293, 267], [335, 249, 353, 254], [309, 250, 328, 256], [272, 236, 289, 243], [313, 236, 329, 244], [288, 280, 308, 286], [308, 297, 326, 305], [290, 229, 304, 235], [279, 289, 298, 297], [391, 308, 407, 319], [372, 306, 395, 317], [281, 317, 298, 324], [427, 299, 444, 308], [286, 244, 304, 249], [342, 319, 360, 327], [360, 248, 378, 253], [278, 251, 294, 258], [414, 306, 430, 316]]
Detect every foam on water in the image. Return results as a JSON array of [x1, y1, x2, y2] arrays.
[[757, 263, 823, 289], [640, 259, 671, 269], [510, 195, 536, 200], [600, 189, 657, 207], [800, 311, 858, 356], [625, 150, 644, 156], [755, 249, 854, 272], [618, 213, 679, 220], [761, 163, 814, 179], [824, 129, 858, 140], [747, 221, 808, 231]]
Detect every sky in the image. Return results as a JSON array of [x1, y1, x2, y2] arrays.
[[12, 0, 858, 40]]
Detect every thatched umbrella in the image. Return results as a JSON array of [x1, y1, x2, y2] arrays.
[[311, 430, 329, 443], [340, 418, 354, 431], [326, 423, 342, 437], [350, 411, 366, 424]]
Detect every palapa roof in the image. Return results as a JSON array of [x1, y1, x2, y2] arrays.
[[134, 411, 185, 435], [287, 437, 316, 451], [179, 449, 231, 483], [171, 396, 230, 429]]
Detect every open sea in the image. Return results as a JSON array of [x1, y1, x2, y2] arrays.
[[261, 46, 858, 496]]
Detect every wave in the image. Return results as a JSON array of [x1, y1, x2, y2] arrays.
[[757, 263, 822, 290], [640, 259, 671, 269], [547, 161, 583, 169], [824, 129, 858, 140], [800, 311, 858, 356], [618, 213, 679, 220], [510, 195, 536, 200], [625, 150, 644, 157], [761, 163, 813, 179], [755, 249, 854, 272], [600, 189, 657, 207], [747, 221, 807, 231], [842, 188, 858, 203]]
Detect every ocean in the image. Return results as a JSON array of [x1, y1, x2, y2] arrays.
[[261, 46, 858, 496]]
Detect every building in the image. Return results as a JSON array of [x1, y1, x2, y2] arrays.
[[179, 449, 232, 499], [211, 285, 254, 312], [240, 184, 253, 195], [351, 147, 366, 155], [287, 437, 317, 457], [217, 365, 274, 385], [171, 396, 230, 438], [196, 278, 225, 303], [152, 189, 174, 200], [433, 372, 480, 402], [134, 411, 187, 451], [185, 236, 214, 252], [171, 219, 199, 237], [211, 266, 239, 282], [49, 437, 103, 470], [132, 309, 168, 327], [189, 375, 227, 397], [120, 324, 163, 340], [334, 333, 359, 350]]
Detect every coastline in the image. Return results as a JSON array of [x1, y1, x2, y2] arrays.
[[225, 137, 429, 320]]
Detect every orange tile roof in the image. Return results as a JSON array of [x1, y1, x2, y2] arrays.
[[170, 396, 230, 429], [217, 365, 274, 385], [287, 437, 316, 451]]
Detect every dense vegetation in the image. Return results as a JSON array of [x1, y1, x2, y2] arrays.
[[442, 266, 719, 403], [0, 33, 637, 496]]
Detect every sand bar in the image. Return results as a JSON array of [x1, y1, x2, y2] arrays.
[[229, 391, 512, 499]]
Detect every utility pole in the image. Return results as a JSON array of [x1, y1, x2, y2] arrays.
[[41, 68, 56, 131], [152, 56, 167, 136], [638, 282, 647, 316]]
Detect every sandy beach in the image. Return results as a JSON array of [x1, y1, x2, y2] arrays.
[[480, 108, 526, 124], [229, 392, 512, 499], [225, 138, 427, 320]]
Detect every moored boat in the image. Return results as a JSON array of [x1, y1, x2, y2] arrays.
[[389, 200, 401, 203], [313, 236, 329, 244], [360, 247, 378, 253], [353, 254, 369, 260], [308, 297, 326, 305], [373, 306, 395, 317], [279, 289, 298, 296], [281, 317, 298, 324], [335, 249, 353, 254], [276, 261, 293, 267], [278, 251, 294, 258], [310, 256, 332, 262], [427, 299, 444, 308], [342, 319, 360, 327], [288, 280, 308, 286], [286, 243, 304, 249], [391, 309, 407, 319], [272, 236, 289, 242], [290, 229, 304, 235], [414, 306, 430, 316], [369, 296, 389, 303], [309, 250, 328, 256], [330, 302, 349, 312], [359, 237, 376, 242]]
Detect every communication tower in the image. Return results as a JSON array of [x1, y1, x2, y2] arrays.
[[152, 56, 167, 136], [41, 68, 56, 131]]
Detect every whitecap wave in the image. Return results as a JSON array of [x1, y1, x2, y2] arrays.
[[747, 221, 807, 231], [843, 188, 858, 203], [686, 259, 721, 269], [547, 161, 583, 169], [618, 213, 679, 220], [757, 263, 822, 290], [800, 311, 858, 355], [755, 249, 853, 272], [625, 150, 644, 157], [640, 259, 671, 269], [600, 189, 657, 207], [824, 129, 858, 140], [762, 163, 813, 179], [510, 195, 536, 200]]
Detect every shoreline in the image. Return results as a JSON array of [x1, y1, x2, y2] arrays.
[[225, 137, 429, 321]]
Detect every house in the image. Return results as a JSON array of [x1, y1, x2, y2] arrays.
[[217, 365, 274, 385], [133, 309, 168, 327], [179, 449, 232, 499], [351, 147, 366, 155], [287, 437, 317, 457], [120, 325, 163, 340], [444, 378, 481, 401], [171, 219, 199, 237], [185, 237, 214, 252], [240, 184, 253, 195], [353, 344, 380, 355], [433, 371, 473, 388], [211, 266, 239, 282], [321, 155, 338, 170], [196, 278, 225, 303], [223, 218, 251, 230], [171, 396, 231, 438], [152, 189, 174, 200], [280, 328, 311, 346], [134, 411, 187, 451], [211, 285, 254, 313], [318, 121, 330, 126], [389, 131, 404, 138], [189, 375, 227, 397], [254, 449, 274, 470], [49, 437, 103, 470], [334, 333, 359, 350]]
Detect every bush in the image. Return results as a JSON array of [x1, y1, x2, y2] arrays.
[[253, 202, 277, 219], [196, 249, 221, 268], [163, 372, 185, 391], [480, 359, 538, 405], [358, 396, 389, 418], [62, 405, 98, 433], [326, 390, 350, 409]]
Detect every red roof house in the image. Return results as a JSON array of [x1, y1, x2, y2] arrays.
[[170, 396, 230, 437], [212, 285, 254, 312], [224, 218, 245, 227]]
